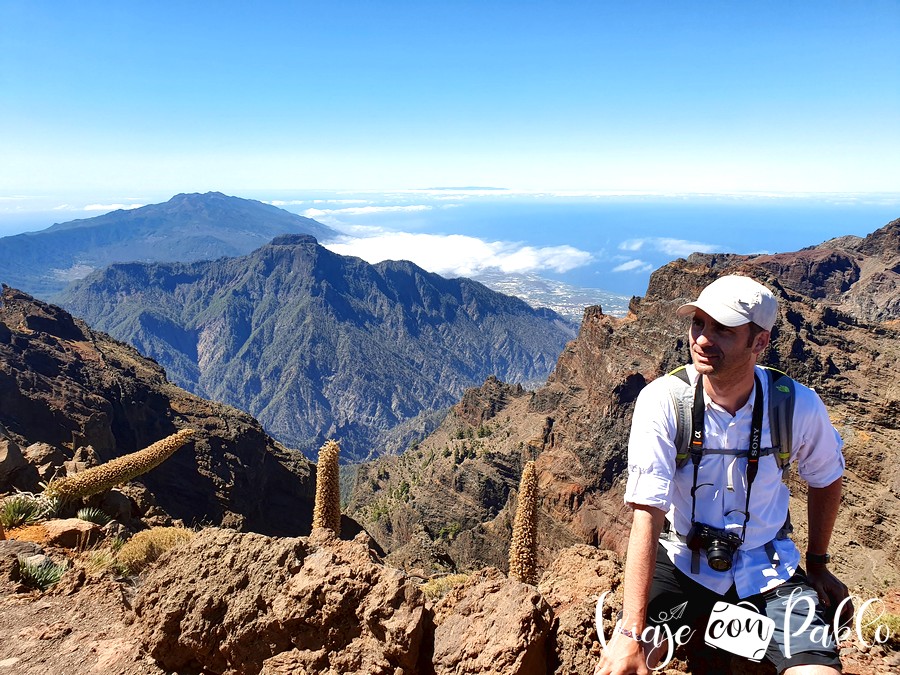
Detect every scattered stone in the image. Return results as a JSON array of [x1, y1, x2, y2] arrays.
[[102, 520, 129, 540]]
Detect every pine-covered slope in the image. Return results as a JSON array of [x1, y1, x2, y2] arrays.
[[59, 234, 576, 461]]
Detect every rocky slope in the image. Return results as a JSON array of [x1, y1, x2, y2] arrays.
[[0, 286, 317, 536], [347, 217, 900, 594], [59, 234, 575, 461], [0, 192, 337, 299], [2, 527, 896, 674]]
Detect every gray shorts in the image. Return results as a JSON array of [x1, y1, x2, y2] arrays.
[[646, 545, 841, 673]]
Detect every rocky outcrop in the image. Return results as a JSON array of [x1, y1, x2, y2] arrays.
[[538, 545, 623, 675], [0, 191, 337, 299], [432, 568, 554, 675], [131, 528, 565, 675], [0, 286, 317, 536], [4, 526, 898, 674], [134, 528, 427, 675]]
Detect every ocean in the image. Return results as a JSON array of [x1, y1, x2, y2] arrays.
[[2, 191, 898, 300], [269, 191, 900, 297]]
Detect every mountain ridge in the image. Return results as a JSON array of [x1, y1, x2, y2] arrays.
[[59, 235, 576, 461], [0, 285, 319, 536]]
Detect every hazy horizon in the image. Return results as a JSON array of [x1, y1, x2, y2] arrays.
[[2, 189, 897, 298]]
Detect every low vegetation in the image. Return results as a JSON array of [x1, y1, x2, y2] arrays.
[[0, 492, 59, 528], [115, 526, 194, 574], [76, 506, 112, 526], [18, 557, 68, 591], [419, 573, 470, 600]]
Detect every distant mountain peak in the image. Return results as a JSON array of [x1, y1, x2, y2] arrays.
[[269, 234, 319, 246], [0, 193, 338, 299]]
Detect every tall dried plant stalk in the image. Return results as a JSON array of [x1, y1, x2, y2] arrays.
[[509, 460, 538, 584], [312, 439, 341, 534], [45, 429, 197, 501]]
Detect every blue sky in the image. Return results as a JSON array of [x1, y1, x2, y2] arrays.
[[2, 1, 898, 196], [1, 2, 898, 298]]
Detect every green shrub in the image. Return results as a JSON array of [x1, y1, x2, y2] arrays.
[[76, 507, 112, 526], [0, 493, 57, 528], [18, 557, 68, 591], [116, 526, 194, 574], [420, 573, 470, 600], [861, 609, 900, 651]]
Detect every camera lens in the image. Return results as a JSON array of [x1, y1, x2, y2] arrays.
[[706, 541, 733, 572]]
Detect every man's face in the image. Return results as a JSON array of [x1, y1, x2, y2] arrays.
[[688, 309, 766, 380]]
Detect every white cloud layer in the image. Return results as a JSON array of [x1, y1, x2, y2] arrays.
[[303, 205, 432, 218], [619, 237, 720, 257], [83, 203, 144, 212], [612, 259, 654, 273], [324, 232, 593, 277]]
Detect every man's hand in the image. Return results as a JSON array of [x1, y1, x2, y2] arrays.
[[806, 563, 852, 627], [594, 632, 649, 675]]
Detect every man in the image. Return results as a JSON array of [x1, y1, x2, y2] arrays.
[[596, 275, 847, 675]]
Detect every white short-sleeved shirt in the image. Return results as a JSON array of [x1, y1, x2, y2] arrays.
[[625, 364, 845, 598]]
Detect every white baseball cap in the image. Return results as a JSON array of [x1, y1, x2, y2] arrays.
[[676, 275, 778, 331]]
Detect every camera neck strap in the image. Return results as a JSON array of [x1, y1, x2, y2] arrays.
[[689, 373, 765, 542]]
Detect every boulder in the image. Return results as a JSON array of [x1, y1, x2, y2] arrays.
[[134, 527, 427, 675], [97, 489, 137, 524], [0, 439, 38, 491], [23, 442, 66, 481], [432, 567, 554, 675], [42, 519, 101, 548]]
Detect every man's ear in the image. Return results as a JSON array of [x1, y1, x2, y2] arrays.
[[753, 330, 771, 355]]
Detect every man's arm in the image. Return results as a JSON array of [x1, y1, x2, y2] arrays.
[[594, 504, 666, 675], [806, 477, 848, 609]]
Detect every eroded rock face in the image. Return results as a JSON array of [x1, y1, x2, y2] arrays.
[[0, 286, 316, 536], [134, 527, 428, 675], [432, 567, 555, 675], [538, 545, 623, 675]]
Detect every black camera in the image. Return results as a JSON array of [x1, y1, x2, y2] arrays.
[[686, 523, 743, 572]]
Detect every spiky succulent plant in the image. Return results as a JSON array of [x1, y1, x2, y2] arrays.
[[44, 429, 196, 501], [312, 439, 341, 534], [508, 460, 538, 585]]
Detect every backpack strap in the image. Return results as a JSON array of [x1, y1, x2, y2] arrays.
[[668, 365, 796, 474], [761, 366, 795, 477], [667, 366, 693, 468]]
